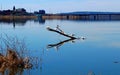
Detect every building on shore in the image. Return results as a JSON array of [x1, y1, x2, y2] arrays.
[[0, 6, 37, 20], [34, 10, 45, 15]]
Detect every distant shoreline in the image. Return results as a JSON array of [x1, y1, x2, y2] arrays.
[[1, 12, 120, 21], [42, 12, 120, 20], [0, 15, 37, 20], [1, 6, 120, 20]]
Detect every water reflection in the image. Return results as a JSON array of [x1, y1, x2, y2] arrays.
[[0, 18, 45, 28], [34, 17, 45, 24], [0, 66, 24, 75], [87, 71, 95, 75], [0, 19, 120, 75], [0, 19, 27, 25], [47, 38, 76, 50], [47, 38, 86, 50]]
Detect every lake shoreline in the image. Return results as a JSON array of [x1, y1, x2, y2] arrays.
[[1, 13, 120, 21], [0, 15, 37, 20], [42, 13, 120, 20]]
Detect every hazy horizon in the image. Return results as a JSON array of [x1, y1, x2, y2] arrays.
[[0, 0, 120, 13]]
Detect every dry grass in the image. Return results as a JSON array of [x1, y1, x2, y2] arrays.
[[42, 15, 81, 20], [0, 34, 33, 75], [0, 15, 37, 20]]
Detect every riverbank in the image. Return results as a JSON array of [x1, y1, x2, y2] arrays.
[[0, 15, 37, 20]]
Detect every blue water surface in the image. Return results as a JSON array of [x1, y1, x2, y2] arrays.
[[0, 20, 120, 75]]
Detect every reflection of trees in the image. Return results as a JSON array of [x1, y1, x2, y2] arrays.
[[0, 19, 28, 28], [0, 18, 46, 28], [0, 19, 27, 25]]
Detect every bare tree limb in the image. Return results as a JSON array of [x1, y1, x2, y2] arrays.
[[46, 26, 77, 39]]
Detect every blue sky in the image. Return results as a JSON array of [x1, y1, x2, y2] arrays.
[[0, 0, 120, 13]]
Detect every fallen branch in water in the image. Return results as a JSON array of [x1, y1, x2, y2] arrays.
[[46, 25, 86, 50], [46, 26, 77, 39]]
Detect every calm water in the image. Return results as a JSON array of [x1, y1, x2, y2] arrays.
[[0, 20, 120, 75]]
